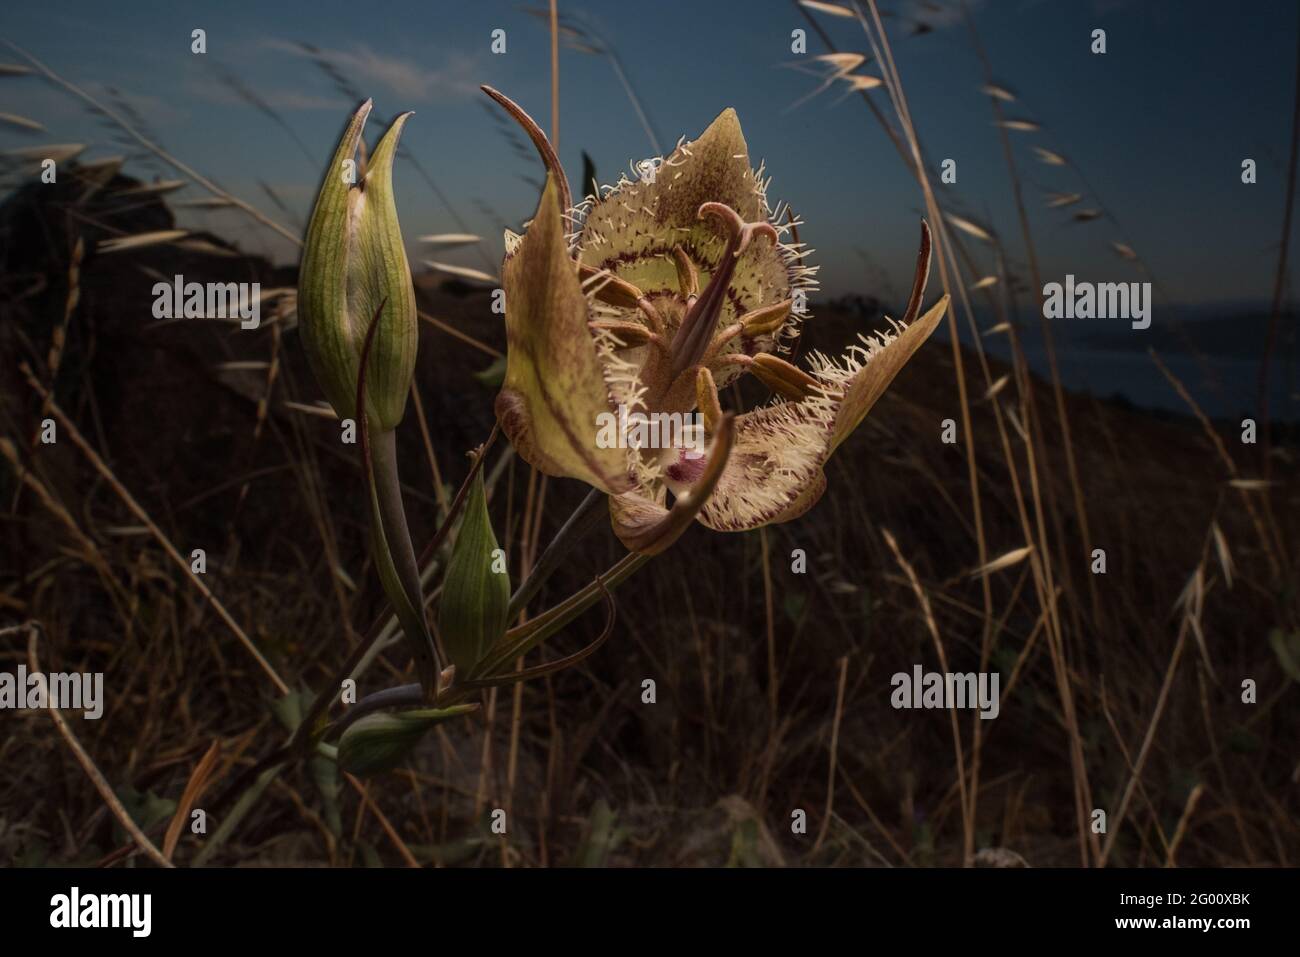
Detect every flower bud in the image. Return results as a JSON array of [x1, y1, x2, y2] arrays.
[[299, 101, 418, 432], [338, 705, 476, 777], [437, 469, 510, 673]]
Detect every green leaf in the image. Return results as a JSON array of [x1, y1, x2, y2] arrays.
[[367, 425, 439, 698], [437, 469, 510, 673], [309, 751, 342, 838], [269, 688, 309, 732], [359, 840, 383, 868], [113, 786, 176, 845], [1268, 628, 1300, 683], [782, 591, 807, 624], [1226, 725, 1262, 754], [474, 355, 507, 389], [572, 799, 626, 867], [337, 706, 477, 777]]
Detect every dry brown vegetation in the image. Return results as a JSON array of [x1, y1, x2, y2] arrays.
[[1, 0, 1297, 868], [1, 162, 1296, 866]]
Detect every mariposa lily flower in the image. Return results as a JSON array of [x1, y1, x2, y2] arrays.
[[494, 99, 949, 555]]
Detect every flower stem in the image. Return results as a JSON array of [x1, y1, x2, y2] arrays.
[[507, 487, 608, 618], [368, 427, 440, 698]]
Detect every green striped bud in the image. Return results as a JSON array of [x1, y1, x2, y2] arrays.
[[437, 470, 510, 674], [299, 100, 417, 432]]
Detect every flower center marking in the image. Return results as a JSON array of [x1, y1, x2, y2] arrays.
[[667, 202, 778, 382]]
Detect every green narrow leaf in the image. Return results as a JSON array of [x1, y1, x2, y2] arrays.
[[337, 706, 477, 776], [572, 799, 626, 867], [367, 426, 439, 697], [113, 786, 176, 845], [438, 470, 510, 673], [1269, 629, 1300, 683], [474, 355, 507, 389]]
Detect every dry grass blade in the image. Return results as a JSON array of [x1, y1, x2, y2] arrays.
[[423, 260, 499, 285], [98, 230, 189, 253], [982, 322, 1012, 336], [0, 112, 44, 131], [810, 655, 850, 856], [78, 155, 124, 176], [980, 83, 1015, 101], [174, 197, 235, 208], [996, 119, 1040, 131], [1210, 522, 1234, 588], [1045, 192, 1082, 208], [880, 527, 973, 863], [175, 238, 240, 258], [1166, 782, 1206, 867], [23, 625, 173, 868], [1228, 478, 1275, 490], [1098, 597, 1193, 866], [1111, 241, 1138, 260], [1072, 209, 1102, 222], [419, 233, 482, 247], [801, 0, 856, 16], [0, 63, 34, 75], [969, 544, 1033, 578], [344, 775, 421, 867], [981, 374, 1011, 401], [1033, 146, 1068, 166], [417, 308, 503, 357], [162, 740, 222, 861], [816, 51, 867, 72], [945, 211, 995, 242], [1184, 565, 1216, 678], [6, 42, 298, 244], [843, 74, 884, 90], [3, 142, 85, 163], [112, 179, 187, 197], [21, 364, 291, 696], [282, 400, 339, 418], [1149, 347, 1282, 578], [969, 275, 998, 290]]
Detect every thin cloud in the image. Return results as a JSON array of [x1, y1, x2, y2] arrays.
[[261, 38, 480, 102], [87, 82, 189, 127], [189, 76, 348, 112]]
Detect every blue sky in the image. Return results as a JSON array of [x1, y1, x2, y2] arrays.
[[1, 0, 1297, 315]]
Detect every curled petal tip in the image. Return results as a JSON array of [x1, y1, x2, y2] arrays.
[[611, 414, 735, 556]]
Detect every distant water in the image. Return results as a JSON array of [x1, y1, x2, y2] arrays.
[[1015, 342, 1294, 423], [940, 308, 1297, 424]]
